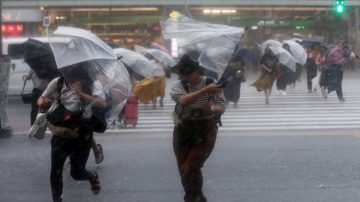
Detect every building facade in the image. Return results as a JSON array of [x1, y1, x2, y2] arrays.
[[2, 0, 360, 49]]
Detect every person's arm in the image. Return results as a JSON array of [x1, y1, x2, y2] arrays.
[[73, 82, 107, 108], [37, 78, 59, 107], [260, 63, 272, 72], [177, 83, 222, 106], [203, 101, 225, 116], [22, 70, 34, 81]]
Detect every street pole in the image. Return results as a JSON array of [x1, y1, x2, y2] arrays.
[[0, 0, 13, 137]]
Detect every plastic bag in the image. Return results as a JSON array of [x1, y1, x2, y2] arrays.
[[29, 113, 48, 139]]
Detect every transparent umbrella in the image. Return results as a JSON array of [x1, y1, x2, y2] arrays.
[[49, 26, 132, 125], [260, 39, 282, 54], [161, 15, 245, 78], [113, 48, 156, 78], [268, 46, 296, 72], [144, 48, 176, 68], [134, 45, 176, 68], [283, 40, 307, 65]]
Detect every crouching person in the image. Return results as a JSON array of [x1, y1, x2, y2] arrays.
[[169, 53, 225, 202]]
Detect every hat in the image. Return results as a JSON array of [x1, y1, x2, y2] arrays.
[[177, 52, 200, 76]]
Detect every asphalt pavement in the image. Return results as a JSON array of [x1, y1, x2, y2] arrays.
[[2, 70, 360, 202], [2, 133, 360, 202]]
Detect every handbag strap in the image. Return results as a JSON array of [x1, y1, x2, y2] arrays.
[[21, 80, 27, 96]]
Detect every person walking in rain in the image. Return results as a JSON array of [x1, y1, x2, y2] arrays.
[[37, 65, 104, 202], [276, 43, 294, 95], [305, 48, 318, 93], [320, 41, 348, 101], [223, 56, 246, 108], [252, 47, 278, 104], [169, 53, 225, 202]]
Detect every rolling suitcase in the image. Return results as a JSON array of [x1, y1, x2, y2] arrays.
[[124, 96, 139, 127]]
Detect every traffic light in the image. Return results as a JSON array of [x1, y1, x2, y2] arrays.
[[335, 0, 345, 14]]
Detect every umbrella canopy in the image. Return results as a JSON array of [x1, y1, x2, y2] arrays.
[[150, 42, 170, 54], [49, 26, 132, 125], [283, 40, 307, 65], [161, 15, 245, 78], [134, 45, 176, 68], [113, 48, 156, 79], [145, 48, 176, 68], [268, 46, 296, 72], [260, 39, 282, 54], [22, 39, 60, 80], [299, 39, 323, 48]]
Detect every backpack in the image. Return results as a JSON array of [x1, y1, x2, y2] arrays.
[[176, 77, 223, 126]]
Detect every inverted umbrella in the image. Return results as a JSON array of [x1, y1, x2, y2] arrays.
[[283, 40, 307, 65], [161, 15, 245, 78], [49, 26, 132, 125], [113, 48, 156, 78], [22, 39, 60, 80]]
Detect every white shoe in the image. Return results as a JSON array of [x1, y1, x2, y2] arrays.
[[282, 91, 286, 96]]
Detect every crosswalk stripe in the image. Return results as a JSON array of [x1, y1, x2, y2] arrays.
[[110, 88, 360, 133]]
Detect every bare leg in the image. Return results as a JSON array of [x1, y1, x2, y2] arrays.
[[159, 96, 164, 107], [92, 138, 104, 164], [152, 98, 157, 109], [264, 90, 269, 104]]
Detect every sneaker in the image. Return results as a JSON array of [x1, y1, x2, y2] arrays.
[[94, 144, 104, 164], [90, 171, 101, 195], [308, 89, 312, 93], [339, 97, 346, 102]]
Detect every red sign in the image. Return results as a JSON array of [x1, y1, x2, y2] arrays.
[[1, 23, 24, 37]]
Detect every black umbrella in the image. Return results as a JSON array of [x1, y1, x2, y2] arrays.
[[22, 39, 60, 80]]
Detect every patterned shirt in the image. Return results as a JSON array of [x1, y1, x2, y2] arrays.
[[169, 76, 226, 120]]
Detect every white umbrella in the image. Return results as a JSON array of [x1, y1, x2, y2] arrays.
[[134, 45, 176, 68], [144, 48, 176, 68], [113, 48, 156, 78], [283, 40, 307, 65], [161, 15, 245, 78], [49, 26, 132, 125], [260, 39, 282, 54], [268, 46, 296, 72]]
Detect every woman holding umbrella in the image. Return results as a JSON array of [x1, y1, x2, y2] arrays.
[[252, 47, 278, 104], [38, 65, 104, 202], [37, 25, 132, 201]]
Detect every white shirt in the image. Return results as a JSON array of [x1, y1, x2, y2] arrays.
[[42, 77, 105, 117]]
